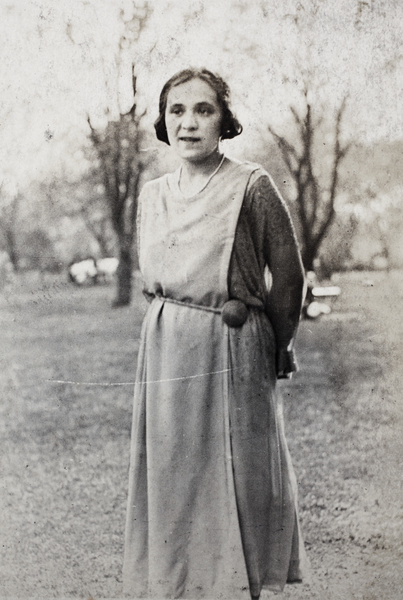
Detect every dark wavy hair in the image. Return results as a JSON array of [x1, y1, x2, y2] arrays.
[[154, 68, 243, 145]]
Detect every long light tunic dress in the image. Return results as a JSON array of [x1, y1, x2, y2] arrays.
[[123, 157, 307, 599]]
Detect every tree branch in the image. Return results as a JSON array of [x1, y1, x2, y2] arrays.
[[268, 82, 351, 270], [267, 125, 300, 177]]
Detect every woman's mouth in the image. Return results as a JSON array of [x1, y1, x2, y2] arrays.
[[179, 137, 201, 143]]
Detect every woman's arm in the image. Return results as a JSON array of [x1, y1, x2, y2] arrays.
[[248, 173, 306, 377]]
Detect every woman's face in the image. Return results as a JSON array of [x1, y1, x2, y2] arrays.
[[165, 77, 222, 164]]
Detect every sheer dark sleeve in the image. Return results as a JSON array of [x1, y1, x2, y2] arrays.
[[246, 173, 306, 377]]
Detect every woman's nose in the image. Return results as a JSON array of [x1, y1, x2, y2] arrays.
[[181, 110, 197, 129]]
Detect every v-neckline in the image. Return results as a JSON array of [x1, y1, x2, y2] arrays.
[[173, 155, 227, 200]]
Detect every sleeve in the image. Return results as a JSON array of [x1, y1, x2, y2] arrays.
[[247, 172, 306, 378]]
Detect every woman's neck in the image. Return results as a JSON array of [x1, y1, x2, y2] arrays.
[[181, 150, 223, 179], [179, 151, 224, 197]]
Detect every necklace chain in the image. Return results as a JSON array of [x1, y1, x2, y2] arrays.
[[179, 154, 225, 197]]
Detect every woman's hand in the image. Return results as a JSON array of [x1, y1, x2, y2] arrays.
[[276, 347, 298, 379]]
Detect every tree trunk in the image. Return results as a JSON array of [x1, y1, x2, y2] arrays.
[[302, 246, 316, 273], [2, 197, 21, 271], [113, 234, 133, 307], [5, 228, 20, 272]]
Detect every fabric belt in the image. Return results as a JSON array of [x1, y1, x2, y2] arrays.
[[157, 295, 222, 315], [155, 295, 263, 328]]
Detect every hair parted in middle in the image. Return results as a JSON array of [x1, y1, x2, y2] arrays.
[[154, 68, 243, 145]]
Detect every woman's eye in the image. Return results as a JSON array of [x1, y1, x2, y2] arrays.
[[198, 107, 212, 115], [168, 106, 213, 116]]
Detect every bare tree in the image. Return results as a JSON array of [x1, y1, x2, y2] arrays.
[[268, 86, 351, 272], [88, 100, 145, 305], [85, 4, 150, 306]]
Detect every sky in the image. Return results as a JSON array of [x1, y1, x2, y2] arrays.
[[0, 0, 402, 193]]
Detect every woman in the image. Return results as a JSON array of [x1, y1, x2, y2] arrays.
[[123, 68, 308, 599]]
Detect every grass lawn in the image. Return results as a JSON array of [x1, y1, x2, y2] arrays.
[[0, 270, 402, 599]]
